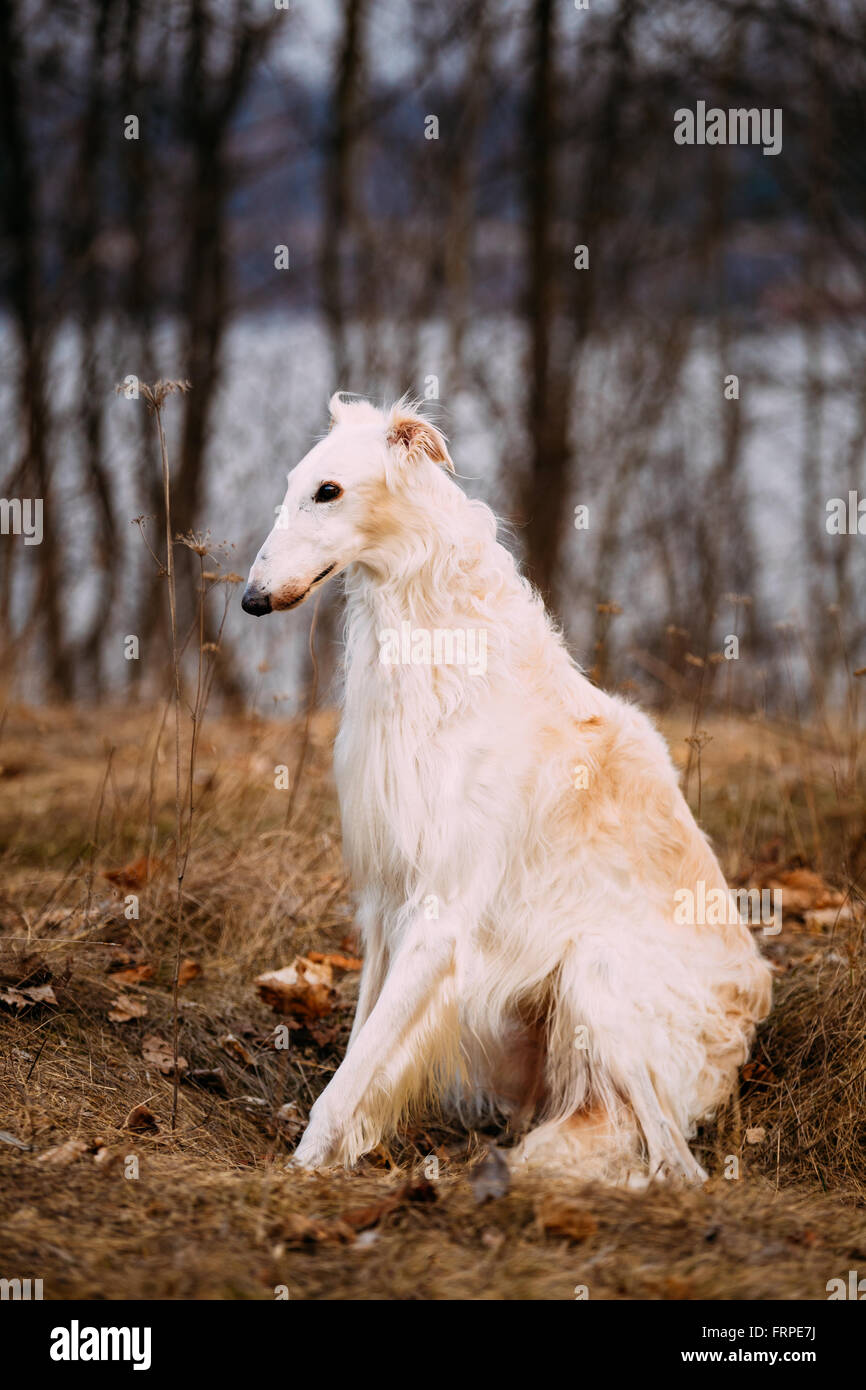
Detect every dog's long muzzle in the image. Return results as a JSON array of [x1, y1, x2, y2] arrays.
[[241, 583, 271, 616]]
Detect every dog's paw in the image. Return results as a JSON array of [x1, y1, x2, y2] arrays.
[[290, 1121, 341, 1172]]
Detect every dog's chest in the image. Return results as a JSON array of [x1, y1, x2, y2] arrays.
[[335, 694, 449, 876], [334, 664, 508, 898]]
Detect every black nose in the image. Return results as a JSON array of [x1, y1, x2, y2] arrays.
[[241, 584, 271, 616]]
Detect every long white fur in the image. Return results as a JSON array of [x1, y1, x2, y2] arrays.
[[244, 393, 773, 1184]]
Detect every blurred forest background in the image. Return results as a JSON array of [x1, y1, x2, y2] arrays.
[[1, 0, 866, 715]]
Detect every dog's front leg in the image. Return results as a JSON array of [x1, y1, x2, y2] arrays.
[[293, 918, 458, 1169], [345, 932, 388, 1049]]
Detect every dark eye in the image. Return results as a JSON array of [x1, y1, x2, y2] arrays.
[[314, 482, 342, 503]]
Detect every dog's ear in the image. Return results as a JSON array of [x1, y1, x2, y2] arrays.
[[328, 390, 351, 432], [386, 406, 454, 474]]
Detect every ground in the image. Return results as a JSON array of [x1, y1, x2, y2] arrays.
[[1, 702, 864, 1300]]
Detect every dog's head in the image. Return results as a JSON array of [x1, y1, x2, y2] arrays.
[[241, 394, 452, 615]]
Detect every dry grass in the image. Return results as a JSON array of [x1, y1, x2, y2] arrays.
[[1, 701, 865, 1300]]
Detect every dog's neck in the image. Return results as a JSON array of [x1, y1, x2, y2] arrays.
[[339, 484, 510, 711], [335, 488, 518, 886], [350, 477, 494, 607], [349, 548, 495, 630]]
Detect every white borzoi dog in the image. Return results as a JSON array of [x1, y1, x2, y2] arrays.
[[242, 394, 772, 1184]]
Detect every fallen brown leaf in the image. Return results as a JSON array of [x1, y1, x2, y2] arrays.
[[765, 868, 844, 915], [102, 855, 163, 890], [107, 962, 154, 986], [37, 1138, 90, 1167], [804, 905, 858, 930], [275, 1102, 304, 1140], [108, 994, 149, 1023], [142, 1034, 188, 1077], [124, 1102, 159, 1134], [741, 1058, 775, 1084], [22, 983, 57, 1005], [178, 957, 201, 987], [221, 1033, 253, 1066], [0, 983, 57, 1010], [187, 1067, 228, 1095], [254, 957, 337, 1020], [93, 1147, 124, 1172], [0, 987, 29, 1011], [308, 951, 363, 973]]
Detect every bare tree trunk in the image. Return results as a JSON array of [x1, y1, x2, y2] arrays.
[[172, 0, 277, 704], [121, 0, 164, 695], [320, 0, 366, 389], [802, 7, 831, 700], [444, 1, 490, 393], [518, 0, 568, 608], [0, 0, 69, 696], [311, 0, 368, 703], [520, 0, 637, 615], [71, 0, 117, 698]]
